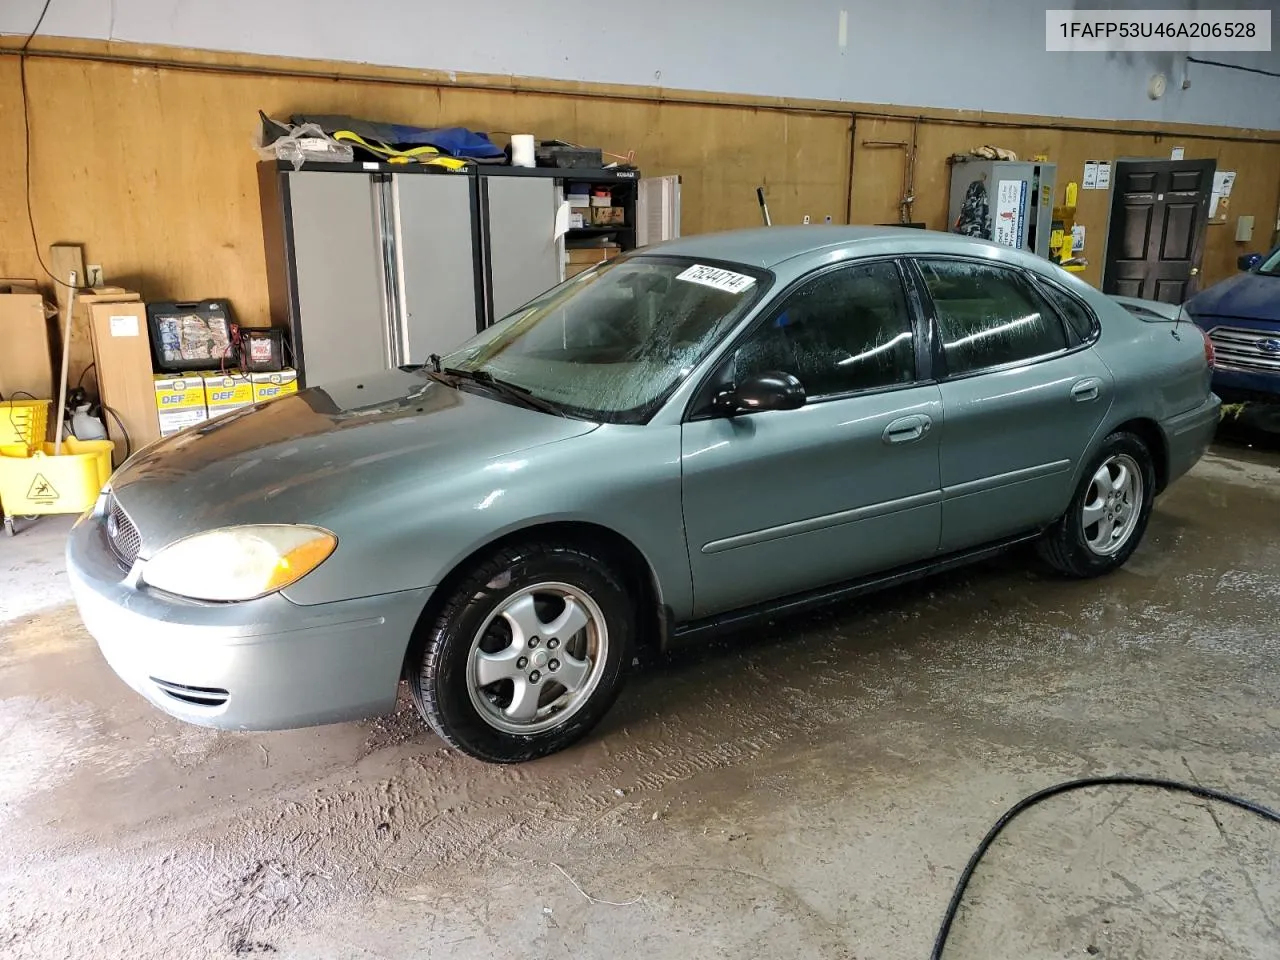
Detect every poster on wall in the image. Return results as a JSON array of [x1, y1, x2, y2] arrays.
[[1071, 224, 1086, 253], [1095, 162, 1112, 189], [1209, 170, 1237, 219], [993, 180, 1027, 248], [1083, 161, 1099, 189]]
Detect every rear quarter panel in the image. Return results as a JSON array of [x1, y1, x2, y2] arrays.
[[1091, 299, 1211, 420], [1077, 291, 1214, 484]]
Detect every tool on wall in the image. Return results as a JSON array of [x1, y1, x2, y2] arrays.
[[756, 187, 772, 226]]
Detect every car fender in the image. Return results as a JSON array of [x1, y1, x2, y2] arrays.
[[282, 423, 693, 619]]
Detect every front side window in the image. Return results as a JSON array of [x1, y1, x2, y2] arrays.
[[917, 259, 1067, 375], [1258, 247, 1280, 276], [440, 256, 768, 423], [732, 260, 916, 397]]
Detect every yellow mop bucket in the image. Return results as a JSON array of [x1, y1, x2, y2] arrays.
[[0, 438, 115, 515], [0, 399, 50, 448]]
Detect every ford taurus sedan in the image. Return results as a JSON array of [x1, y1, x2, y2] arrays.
[[67, 227, 1220, 763]]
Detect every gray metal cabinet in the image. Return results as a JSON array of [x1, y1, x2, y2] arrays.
[[284, 171, 390, 388], [483, 176, 561, 321], [264, 165, 486, 387], [260, 162, 662, 387], [393, 173, 480, 364], [948, 159, 1057, 258]]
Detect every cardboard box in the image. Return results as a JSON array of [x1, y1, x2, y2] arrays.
[[590, 206, 626, 226], [0, 281, 56, 404], [568, 211, 586, 229], [85, 295, 161, 460], [250, 368, 298, 404], [202, 371, 255, 419], [153, 373, 208, 436], [567, 193, 591, 209], [566, 244, 621, 265]]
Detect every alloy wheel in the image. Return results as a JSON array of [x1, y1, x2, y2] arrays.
[[466, 582, 607, 734], [1081, 453, 1143, 556]]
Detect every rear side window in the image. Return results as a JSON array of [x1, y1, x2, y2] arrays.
[[1037, 281, 1097, 342], [916, 259, 1067, 375]]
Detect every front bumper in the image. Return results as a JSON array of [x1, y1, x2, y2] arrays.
[[1211, 367, 1280, 402], [1162, 393, 1221, 487], [66, 511, 431, 730]]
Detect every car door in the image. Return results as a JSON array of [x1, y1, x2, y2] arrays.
[[910, 257, 1114, 553], [680, 258, 943, 618]]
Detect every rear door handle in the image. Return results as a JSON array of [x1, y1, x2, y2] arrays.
[[1071, 378, 1102, 402], [883, 414, 932, 444]]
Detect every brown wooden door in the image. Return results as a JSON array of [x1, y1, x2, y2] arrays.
[[1102, 159, 1215, 304]]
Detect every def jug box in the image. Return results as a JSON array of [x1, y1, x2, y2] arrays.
[[154, 373, 208, 436], [202, 371, 254, 419], [250, 368, 298, 404]]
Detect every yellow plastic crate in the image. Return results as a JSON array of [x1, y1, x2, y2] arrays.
[[0, 438, 115, 516], [0, 399, 50, 450]]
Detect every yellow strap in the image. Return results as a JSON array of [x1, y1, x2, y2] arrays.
[[424, 157, 468, 170], [332, 130, 440, 158]]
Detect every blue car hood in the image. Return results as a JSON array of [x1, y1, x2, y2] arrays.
[[109, 368, 598, 551], [1185, 272, 1279, 323]]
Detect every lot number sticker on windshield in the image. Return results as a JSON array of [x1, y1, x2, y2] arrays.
[[676, 264, 756, 294]]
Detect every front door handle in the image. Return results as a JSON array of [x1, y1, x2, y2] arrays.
[[883, 414, 932, 444], [1071, 378, 1102, 402]]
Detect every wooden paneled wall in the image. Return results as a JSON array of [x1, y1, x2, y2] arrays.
[[850, 117, 1280, 290], [1, 40, 1277, 387]]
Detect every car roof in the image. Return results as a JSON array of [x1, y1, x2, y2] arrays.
[[635, 225, 1043, 271]]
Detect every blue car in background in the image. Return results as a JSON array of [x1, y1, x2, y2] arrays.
[[1185, 246, 1280, 403]]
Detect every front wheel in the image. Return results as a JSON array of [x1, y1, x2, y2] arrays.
[[408, 541, 634, 763], [1037, 431, 1156, 578]]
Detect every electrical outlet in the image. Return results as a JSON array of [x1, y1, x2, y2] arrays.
[[86, 264, 104, 288]]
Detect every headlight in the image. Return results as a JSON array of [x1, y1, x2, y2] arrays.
[[143, 524, 337, 601]]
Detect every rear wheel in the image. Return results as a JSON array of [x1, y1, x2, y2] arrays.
[[408, 541, 634, 763], [1037, 431, 1155, 578]]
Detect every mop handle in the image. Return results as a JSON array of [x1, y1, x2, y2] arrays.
[[53, 271, 76, 455]]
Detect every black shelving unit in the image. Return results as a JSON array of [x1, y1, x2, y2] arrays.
[[556, 169, 639, 253]]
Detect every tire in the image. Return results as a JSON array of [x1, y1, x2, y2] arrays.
[[408, 540, 634, 763], [1037, 430, 1156, 578]]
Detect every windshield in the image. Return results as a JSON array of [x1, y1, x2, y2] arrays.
[[1258, 248, 1280, 276], [439, 256, 769, 423]]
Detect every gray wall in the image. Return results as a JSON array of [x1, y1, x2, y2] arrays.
[[4, 0, 1279, 129]]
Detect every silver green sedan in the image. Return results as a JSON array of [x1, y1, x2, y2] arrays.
[[67, 227, 1220, 763]]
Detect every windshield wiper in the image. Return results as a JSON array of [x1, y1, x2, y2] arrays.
[[442, 367, 568, 418]]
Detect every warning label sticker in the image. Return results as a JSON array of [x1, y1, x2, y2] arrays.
[[676, 264, 757, 294], [27, 474, 59, 504]]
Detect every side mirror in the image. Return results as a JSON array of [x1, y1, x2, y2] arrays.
[[715, 371, 806, 414], [1238, 253, 1263, 271]]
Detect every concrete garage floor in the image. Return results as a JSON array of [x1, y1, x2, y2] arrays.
[[2, 440, 1279, 960]]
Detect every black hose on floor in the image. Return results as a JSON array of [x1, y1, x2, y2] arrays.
[[931, 775, 1280, 959]]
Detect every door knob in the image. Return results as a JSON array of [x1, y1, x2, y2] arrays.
[[1190, 267, 1199, 276]]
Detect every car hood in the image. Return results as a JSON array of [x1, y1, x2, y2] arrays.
[[1185, 272, 1279, 323], [109, 368, 598, 552]]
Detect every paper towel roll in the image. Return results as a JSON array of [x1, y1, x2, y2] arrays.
[[511, 134, 536, 168]]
